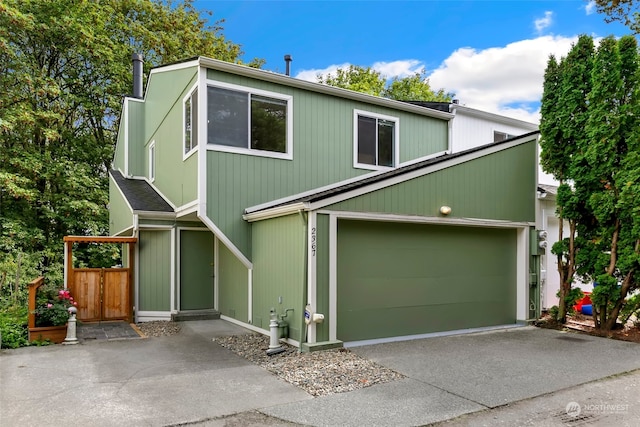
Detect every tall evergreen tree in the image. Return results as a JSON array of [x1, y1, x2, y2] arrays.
[[540, 34, 640, 330]]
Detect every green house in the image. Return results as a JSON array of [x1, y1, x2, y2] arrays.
[[110, 56, 541, 349]]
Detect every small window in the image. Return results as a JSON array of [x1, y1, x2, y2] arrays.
[[184, 89, 198, 156], [148, 141, 156, 182], [354, 110, 398, 169], [493, 130, 514, 142], [206, 83, 292, 159]]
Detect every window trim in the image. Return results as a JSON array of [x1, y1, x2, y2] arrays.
[[148, 140, 156, 182], [205, 80, 293, 160], [183, 85, 198, 160], [353, 109, 399, 171], [493, 129, 515, 142]]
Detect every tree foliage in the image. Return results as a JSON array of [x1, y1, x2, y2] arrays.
[[593, 0, 640, 33], [539, 34, 640, 330], [317, 65, 454, 102], [0, 0, 257, 294]]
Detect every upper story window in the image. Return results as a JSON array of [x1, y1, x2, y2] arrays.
[[207, 82, 293, 159], [184, 88, 198, 156], [148, 141, 156, 182], [354, 110, 398, 170], [493, 130, 515, 142]]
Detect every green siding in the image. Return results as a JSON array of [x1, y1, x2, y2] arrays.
[[315, 214, 330, 342], [138, 230, 171, 311], [127, 100, 146, 176], [218, 242, 249, 322], [108, 178, 133, 235], [180, 230, 214, 310], [205, 69, 448, 259], [251, 214, 306, 341], [327, 140, 537, 222], [337, 220, 517, 341], [144, 68, 199, 206]]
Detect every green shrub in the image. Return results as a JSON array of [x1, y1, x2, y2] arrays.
[[0, 304, 29, 349]]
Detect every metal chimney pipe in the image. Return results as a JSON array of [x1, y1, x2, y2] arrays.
[[132, 53, 143, 98], [284, 54, 292, 76]]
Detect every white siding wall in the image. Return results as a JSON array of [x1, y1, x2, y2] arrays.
[[450, 111, 537, 153]]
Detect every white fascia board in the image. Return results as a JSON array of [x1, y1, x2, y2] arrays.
[[133, 211, 176, 220], [451, 104, 539, 130], [308, 135, 539, 211], [243, 202, 309, 222], [317, 210, 534, 229], [112, 226, 135, 237], [198, 57, 453, 121], [176, 201, 198, 218], [197, 213, 253, 269]]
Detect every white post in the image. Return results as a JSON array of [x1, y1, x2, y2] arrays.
[[64, 306, 79, 345]]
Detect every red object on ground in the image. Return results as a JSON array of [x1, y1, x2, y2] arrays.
[[573, 292, 592, 313]]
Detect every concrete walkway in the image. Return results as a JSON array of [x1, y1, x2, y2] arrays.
[[2, 321, 640, 426]]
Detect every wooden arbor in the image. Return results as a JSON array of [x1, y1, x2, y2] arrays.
[[64, 236, 137, 322]]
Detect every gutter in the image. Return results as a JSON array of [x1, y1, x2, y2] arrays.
[[243, 202, 310, 222]]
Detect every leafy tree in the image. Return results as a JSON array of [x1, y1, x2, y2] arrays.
[[0, 0, 259, 298], [317, 65, 453, 101], [539, 34, 640, 330], [593, 0, 640, 33]]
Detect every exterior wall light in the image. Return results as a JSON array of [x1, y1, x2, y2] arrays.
[[440, 206, 452, 215]]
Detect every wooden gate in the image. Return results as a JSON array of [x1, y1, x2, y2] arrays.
[[64, 236, 137, 323], [69, 268, 130, 322]]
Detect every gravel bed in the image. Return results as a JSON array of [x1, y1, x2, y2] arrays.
[[136, 321, 182, 337], [215, 333, 405, 396]]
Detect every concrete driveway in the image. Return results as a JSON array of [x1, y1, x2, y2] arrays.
[[2, 322, 640, 426]]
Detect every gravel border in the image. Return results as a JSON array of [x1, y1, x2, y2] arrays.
[[136, 321, 182, 337], [215, 333, 405, 396]]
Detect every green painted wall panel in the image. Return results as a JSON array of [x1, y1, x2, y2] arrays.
[[205, 69, 448, 258], [218, 242, 249, 321], [315, 214, 330, 342], [144, 69, 199, 207], [251, 214, 305, 341], [108, 178, 133, 236], [327, 140, 537, 222], [138, 230, 171, 311], [127, 100, 146, 176], [337, 220, 516, 341]]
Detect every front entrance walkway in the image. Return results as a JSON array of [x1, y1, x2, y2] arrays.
[[77, 321, 143, 342]]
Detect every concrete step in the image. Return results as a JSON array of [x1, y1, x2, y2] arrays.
[[171, 310, 221, 322]]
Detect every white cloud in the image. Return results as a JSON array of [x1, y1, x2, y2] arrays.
[[585, 1, 596, 15], [427, 35, 578, 123], [295, 63, 351, 82], [535, 11, 553, 33]]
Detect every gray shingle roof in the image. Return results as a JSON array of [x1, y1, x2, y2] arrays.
[[110, 170, 173, 213]]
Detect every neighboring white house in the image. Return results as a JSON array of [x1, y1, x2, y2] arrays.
[[411, 101, 588, 311]]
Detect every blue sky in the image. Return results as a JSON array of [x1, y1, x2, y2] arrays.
[[194, 1, 631, 122]]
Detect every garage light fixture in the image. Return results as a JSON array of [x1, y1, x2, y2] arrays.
[[440, 206, 452, 215]]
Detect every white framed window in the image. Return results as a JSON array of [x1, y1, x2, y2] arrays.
[[206, 81, 293, 160], [493, 130, 515, 142], [148, 141, 156, 182], [353, 109, 399, 170], [183, 88, 198, 158]]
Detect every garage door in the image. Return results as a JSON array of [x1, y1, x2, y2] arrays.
[[337, 220, 517, 342]]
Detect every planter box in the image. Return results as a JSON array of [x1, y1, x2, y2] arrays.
[[29, 324, 67, 344]]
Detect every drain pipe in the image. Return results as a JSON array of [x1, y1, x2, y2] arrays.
[[267, 309, 285, 355]]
